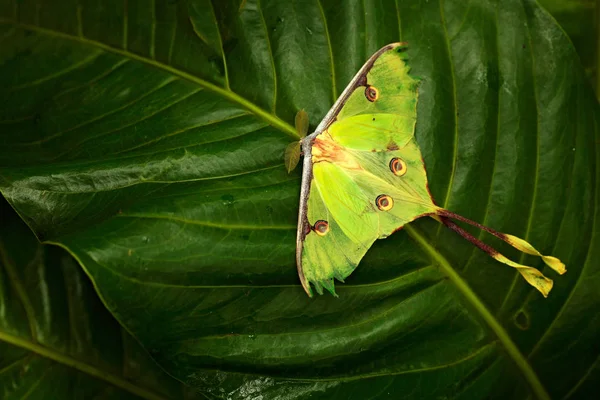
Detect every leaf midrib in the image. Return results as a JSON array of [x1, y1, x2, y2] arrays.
[[279, 342, 496, 383], [405, 224, 550, 400], [0, 240, 168, 400], [0, 330, 168, 400], [0, 18, 299, 140]]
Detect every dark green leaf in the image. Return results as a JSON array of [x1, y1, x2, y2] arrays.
[[0, 196, 203, 399], [538, 0, 598, 94], [1, 0, 599, 399]]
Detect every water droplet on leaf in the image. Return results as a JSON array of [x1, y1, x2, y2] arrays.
[[221, 194, 235, 206]]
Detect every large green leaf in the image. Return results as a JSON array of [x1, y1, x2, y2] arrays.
[[0, 196, 202, 399], [538, 0, 598, 93], [1, 0, 599, 399]]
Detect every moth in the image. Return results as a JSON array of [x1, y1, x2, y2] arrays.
[[287, 43, 565, 297]]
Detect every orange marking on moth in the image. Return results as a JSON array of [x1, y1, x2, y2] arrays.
[[387, 141, 399, 151], [312, 131, 362, 170]]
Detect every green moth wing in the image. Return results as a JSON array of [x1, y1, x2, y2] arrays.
[[297, 43, 432, 296], [301, 146, 438, 295], [296, 43, 565, 297]]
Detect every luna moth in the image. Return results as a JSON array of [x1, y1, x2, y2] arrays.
[[289, 42, 566, 298]]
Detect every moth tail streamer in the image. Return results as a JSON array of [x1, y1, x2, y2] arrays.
[[439, 217, 554, 297], [502, 234, 566, 275], [437, 209, 566, 275]]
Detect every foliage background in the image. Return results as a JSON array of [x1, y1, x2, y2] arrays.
[[0, 0, 599, 399], [538, 0, 598, 94]]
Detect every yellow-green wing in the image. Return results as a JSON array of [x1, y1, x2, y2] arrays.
[[297, 43, 434, 296], [300, 140, 439, 295], [300, 162, 378, 295]]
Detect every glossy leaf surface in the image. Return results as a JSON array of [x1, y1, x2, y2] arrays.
[[0, 197, 202, 400], [0, 0, 599, 399], [539, 0, 598, 93]]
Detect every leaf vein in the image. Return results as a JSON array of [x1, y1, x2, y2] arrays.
[[0, 240, 38, 341], [256, 0, 277, 112], [52, 59, 131, 100], [0, 354, 31, 375], [438, 0, 459, 210], [7, 51, 102, 91], [498, 0, 542, 313], [0, 18, 298, 138], [112, 111, 252, 155], [26, 78, 180, 147], [116, 213, 295, 231], [316, 0, 337, 100], [183, 279, 445, 341], [562, 352, 600, 399], [0, 330, 168, 400]]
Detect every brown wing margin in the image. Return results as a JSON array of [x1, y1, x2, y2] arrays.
[[295, 42, 406, 295]]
